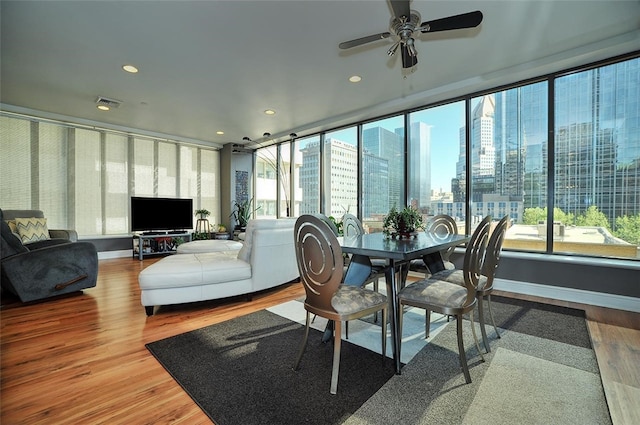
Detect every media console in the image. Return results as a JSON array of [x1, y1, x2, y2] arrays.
[[133, 231, 192, 261]]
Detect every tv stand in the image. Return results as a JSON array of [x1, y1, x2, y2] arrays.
[[133, 232, 192, 260]]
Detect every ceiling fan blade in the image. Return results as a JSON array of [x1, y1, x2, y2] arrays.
[[389, 0, 411, 19], [420, 10, 483, 33], [339, 32, 391, 49], [400, 44, 418, 69]]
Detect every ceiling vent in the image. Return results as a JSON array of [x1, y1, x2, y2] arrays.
[[95, 96, 122, 109]]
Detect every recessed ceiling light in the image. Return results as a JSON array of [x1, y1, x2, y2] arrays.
[[264, 109, 276, 115], [122, 64, 139, 73], [97, 105, 110, 111], [349, 75, 362, 83], [216, 131, 224, 135]]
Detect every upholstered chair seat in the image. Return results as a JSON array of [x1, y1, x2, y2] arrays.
[[331, 285, 388, 315], [399, 278, 468, 309]]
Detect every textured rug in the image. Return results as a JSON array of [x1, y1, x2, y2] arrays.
[[342, 296, 610, 425], [147, 297, 610, 425], [146, 310, 395, 425]]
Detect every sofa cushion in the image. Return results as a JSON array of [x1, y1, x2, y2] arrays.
[[15, 217, 51, 244], [5, 219, 20, 238], [237, 218, 296, 262], [177, 239, 243, 254], [139, 252, 251, 290]]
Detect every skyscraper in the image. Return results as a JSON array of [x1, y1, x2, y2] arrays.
[[407, 121, 432, 212], [363, 126, 403, 210]]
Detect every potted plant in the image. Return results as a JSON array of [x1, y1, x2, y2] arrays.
[[382, 205, 423, 238], [195, 208, 211, 219], [328, 215, 344, 236], [213, 224, 230, 240], [230, 198, 260, 231]]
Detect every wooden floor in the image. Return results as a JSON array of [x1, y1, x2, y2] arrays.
[[1, 257, 638, 425]]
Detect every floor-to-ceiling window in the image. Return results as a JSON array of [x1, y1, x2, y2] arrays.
[[408, 101, 466, 233], [470, 81, 549, 250], [255, 145, 278, 218], [361, 116, 405, 232], [255, 142, 295, 219], [553, 59, 640, 258], [323, 127, 359, 222], [254, 54, 638, 261], [74, 128, 101, 234], [0, 115, 220, 236], [295, 135, 320, 216], [104, 133, 129, 234]]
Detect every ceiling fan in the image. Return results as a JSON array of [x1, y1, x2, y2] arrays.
[[339, 0, 483, 69]]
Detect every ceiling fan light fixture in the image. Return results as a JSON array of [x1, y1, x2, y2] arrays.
[[406, 38, 417, 57]]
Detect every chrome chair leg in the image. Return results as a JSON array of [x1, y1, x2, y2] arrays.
[[477, 296, 491, 353], [425, 309, 431, 338], [469, 311, 485, 362], [456, 315, 472, 384], [486, 294, 501, 339], [373, 279, 379, 323], [330, 320, 342, 395], [398, 305, 404, 364], [293, 312, 312, 370], [381, 307, 387, 362]]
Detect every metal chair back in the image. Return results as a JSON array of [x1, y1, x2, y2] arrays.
[[294, 214, 343, 314]]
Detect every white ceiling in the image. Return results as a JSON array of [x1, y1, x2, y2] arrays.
[[1, 1, 639, 149]]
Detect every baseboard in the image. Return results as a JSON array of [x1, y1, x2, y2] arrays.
[[98, 250, 132, 260], [494, 278, 640, 313]]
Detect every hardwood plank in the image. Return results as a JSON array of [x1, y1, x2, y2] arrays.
[[1, 258, 637, 424]]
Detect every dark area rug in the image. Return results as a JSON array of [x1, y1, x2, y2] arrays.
[[484, 295, 590, 348], [146, 310, 395, 425]]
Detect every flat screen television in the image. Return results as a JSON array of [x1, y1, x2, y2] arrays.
[[130, 197, 194, 233]]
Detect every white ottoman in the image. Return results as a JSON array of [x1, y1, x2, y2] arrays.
[[176, 239, 243, 254]]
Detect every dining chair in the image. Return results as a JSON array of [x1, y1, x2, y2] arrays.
[[313, 213, 383, 341], [397, 215, 491, 384], [292, 214, 388, 394], [342, 213, 387, 325], [431, 214, 510, 353], [476, 214, 510, 350], [409, 214, 458, 277]]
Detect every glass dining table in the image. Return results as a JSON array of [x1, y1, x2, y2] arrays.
[[338, 231, 471, 374]]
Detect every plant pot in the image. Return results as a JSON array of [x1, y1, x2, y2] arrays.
[[390, 229, 418, 239]]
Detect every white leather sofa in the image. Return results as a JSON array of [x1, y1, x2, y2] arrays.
[[139, 218, 299, 315]]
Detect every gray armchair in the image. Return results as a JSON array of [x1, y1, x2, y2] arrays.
[[1, 208, 98, 302], [2, 209, 78, 243]]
